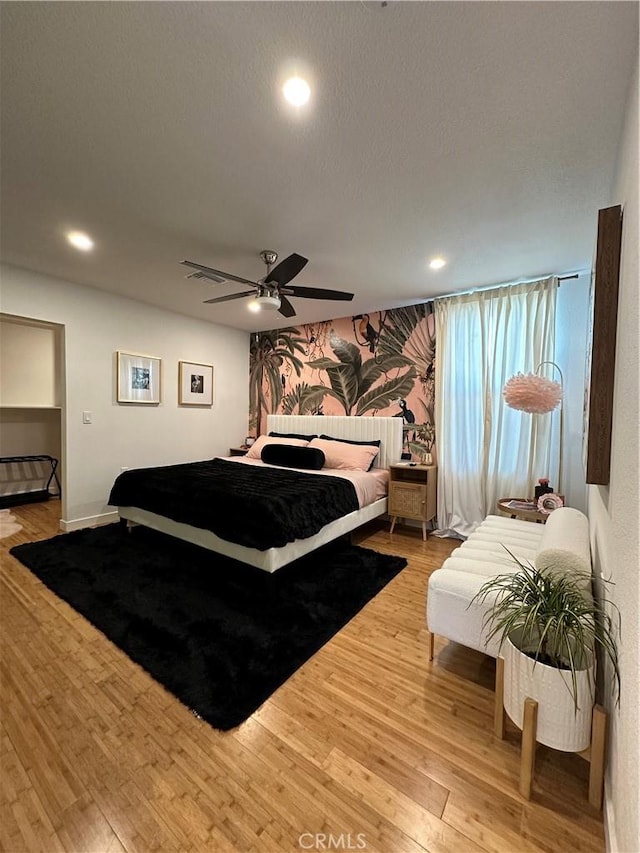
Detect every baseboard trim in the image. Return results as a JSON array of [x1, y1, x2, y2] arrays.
[[603, 779, 618, 852], [60, 511, 118, 532]]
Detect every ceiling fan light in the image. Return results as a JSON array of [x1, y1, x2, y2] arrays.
[[256, 294, 281, 310], [248, 294, 282, 312]]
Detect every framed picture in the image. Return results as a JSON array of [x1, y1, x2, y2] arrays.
[[117, 351, 161, 404], [583, 204, 623, 485], [179, 361, 213, 406]]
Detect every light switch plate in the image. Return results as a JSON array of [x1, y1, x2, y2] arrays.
[[82, 411, 92, 424]]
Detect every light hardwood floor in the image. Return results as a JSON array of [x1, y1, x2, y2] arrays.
[[1, 501, 605, 853]]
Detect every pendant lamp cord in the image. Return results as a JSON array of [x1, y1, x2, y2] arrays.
[[535, 361, 564, 496]]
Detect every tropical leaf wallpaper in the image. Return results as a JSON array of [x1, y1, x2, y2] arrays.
[[249, 304, 437, 462]]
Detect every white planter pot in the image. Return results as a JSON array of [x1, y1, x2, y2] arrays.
[[503, 636, 595, 752]]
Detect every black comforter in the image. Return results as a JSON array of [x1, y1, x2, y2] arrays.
[[108, 458, 360, 550]]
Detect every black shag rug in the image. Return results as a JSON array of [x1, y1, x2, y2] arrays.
[[10, 524, 406, 730]]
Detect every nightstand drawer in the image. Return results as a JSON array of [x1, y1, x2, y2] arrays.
[[389, 483, 427, 518]]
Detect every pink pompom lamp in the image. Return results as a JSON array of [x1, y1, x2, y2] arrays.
[[503, 361, 564, 493], [503, 373, 562, 414]]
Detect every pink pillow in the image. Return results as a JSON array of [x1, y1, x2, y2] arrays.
[[308, 437, 379, 471], [245, 435, 309, 460]]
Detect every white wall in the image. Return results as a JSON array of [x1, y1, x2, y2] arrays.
[[0, 317, 60, 406], [556, 275, 589, 513], [0, 409, 61, 458], [587, 66, 639, 853], [0, 264, 250, 527]]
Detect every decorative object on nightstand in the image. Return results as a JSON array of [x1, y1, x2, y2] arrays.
[[497, 494, 565, 523], [497, 498, 548, 524], [537, 493, 564, 514], [229, 446, 249, 457], [534, 477, 552, 501], [388, 464, 437, 541]]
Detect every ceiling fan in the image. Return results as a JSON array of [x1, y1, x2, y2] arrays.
[[181, 250, 354, 318]]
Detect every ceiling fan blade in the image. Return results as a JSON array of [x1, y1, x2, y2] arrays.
[[278, 295, 296, 318], [182, 260, 257, 287], [203, 290, 256, 305], [264, 253, 308, 287], [284, 285, 354, 301]]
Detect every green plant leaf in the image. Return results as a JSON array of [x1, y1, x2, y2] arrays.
[[357, 354, 414, 398], [324, 365, 358, 414], [329, 331, 362, 374], [306, 332, 366, 414], [355, 367, 417, 415], [377, 304, 435, 374], [249, 328, 308, 432], [307, 357, 340, 371], [281, 383, 329, 415]]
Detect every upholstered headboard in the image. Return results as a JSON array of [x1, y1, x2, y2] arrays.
[[265, 415, 403, 469]]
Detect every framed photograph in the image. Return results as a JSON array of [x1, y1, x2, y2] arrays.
[[179, 361, 213, 406], [583, 205, 623, 485], [117, 351, 161, 404]]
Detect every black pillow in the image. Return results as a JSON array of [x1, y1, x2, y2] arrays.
[[261, 443, 325, 470], [268, 431, 318, 442], [319, 435, 381, 471]]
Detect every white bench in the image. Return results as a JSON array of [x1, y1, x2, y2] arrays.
[[426, 506, 591, 659]]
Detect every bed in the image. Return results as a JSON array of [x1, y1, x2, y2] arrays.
[[110, 415, 403, 572]]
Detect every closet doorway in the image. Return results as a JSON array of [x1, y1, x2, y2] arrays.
[[0, 314, 65, 525]]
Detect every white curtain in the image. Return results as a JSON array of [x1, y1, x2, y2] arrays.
[[435, 278, 558, 537]]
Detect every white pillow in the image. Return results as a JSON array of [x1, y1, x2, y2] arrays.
[[535, 507, 591, 578]]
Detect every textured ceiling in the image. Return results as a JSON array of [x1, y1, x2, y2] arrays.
[[1, 2, 637, 332]]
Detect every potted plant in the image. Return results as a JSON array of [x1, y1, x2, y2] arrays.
[[473, 552, 620, 752]]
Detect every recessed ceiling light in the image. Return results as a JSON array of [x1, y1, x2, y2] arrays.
[[66, 230, 94, 251], [283, 76, 311, 107], [429, 257, 446, 270]]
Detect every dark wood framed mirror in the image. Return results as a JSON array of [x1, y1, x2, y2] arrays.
[[583, 205, 623, 485]]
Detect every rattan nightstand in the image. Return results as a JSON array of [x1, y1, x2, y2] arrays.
[[389, 464, 437, 541]]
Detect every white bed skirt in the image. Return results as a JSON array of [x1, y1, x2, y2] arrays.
[[119, 497, 388, 573]]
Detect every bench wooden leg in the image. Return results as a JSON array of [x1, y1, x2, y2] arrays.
[[427, 631, 434, 661], [520, 698, 538, 799], [494, 656, 505, 739]]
